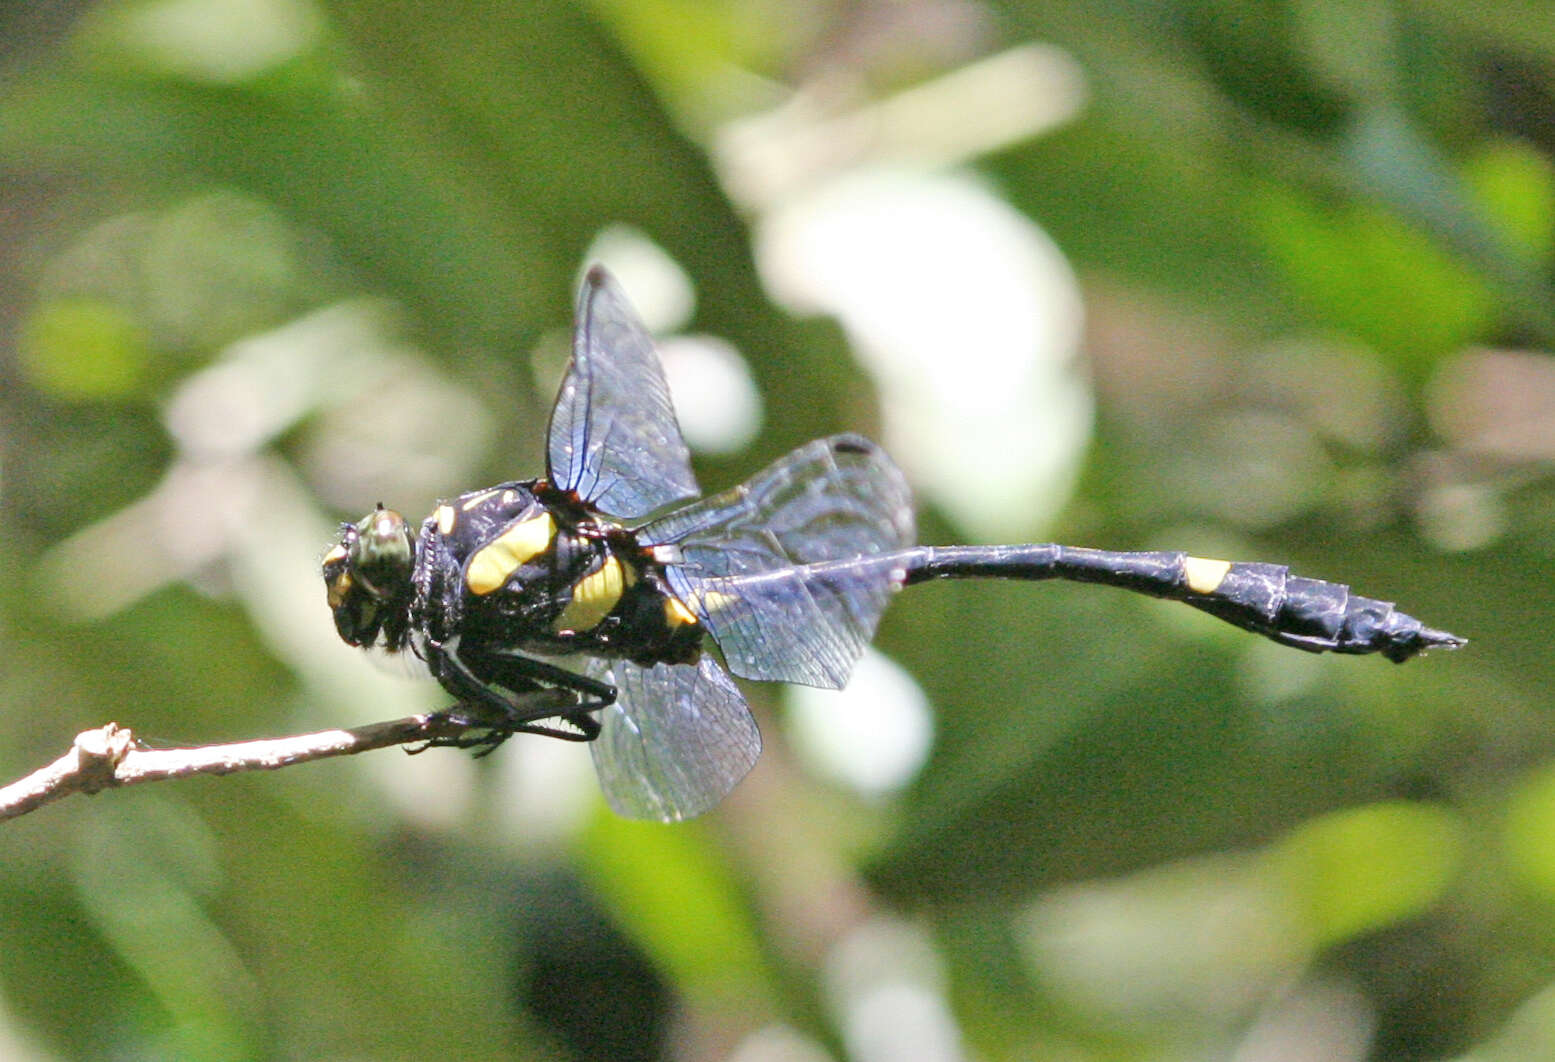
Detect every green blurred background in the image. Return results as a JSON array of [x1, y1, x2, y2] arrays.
[[1, 0, 1551, 1059]]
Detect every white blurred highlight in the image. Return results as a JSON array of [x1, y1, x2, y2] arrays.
[[658, 335, 763, 455], [584, 227, 765, 454], [1232, 980, 1373, 1062], [758, 167, 1089, 540], [0, 991, 49, 1062], [726, 1024, 833, 1062], [783, 647, 932, 799], [101, 0, 322, 84], [494, 730, 596, 846], [584, 225, 696, 333], [1020, 853, 1305, 1031], [164, 299, 404, 461], [824, 918, 966, 1062], [720, 44, 1087, 210]]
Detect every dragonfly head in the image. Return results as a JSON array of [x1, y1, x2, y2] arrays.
[[323, 505, 415, 648]]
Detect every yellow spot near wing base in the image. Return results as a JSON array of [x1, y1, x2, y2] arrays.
[[466, 513, 556, 595], [664, 596, 699, 628], [554, 557, 634, 632], [326, 571, 353, 608], [693, 589, 738, 614], [1184, 556, 1232, 594]]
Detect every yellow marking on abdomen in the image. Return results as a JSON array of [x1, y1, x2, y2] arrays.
[[465, 513, 556, 595], [1184, 556, 1232, 595], [553, 556, 634, 632], [434, 504, 456, 535], [664, 596, 699, 629]]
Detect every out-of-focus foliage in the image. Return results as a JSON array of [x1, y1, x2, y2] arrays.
[[1, 1, 1552, 1060]]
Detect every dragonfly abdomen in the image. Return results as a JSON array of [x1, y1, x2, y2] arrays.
[[897, 545, 1462, 663]]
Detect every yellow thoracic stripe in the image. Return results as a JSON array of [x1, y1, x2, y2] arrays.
[[434, 504, 456, 535], [1183, 556, 1232, 595], [326, 571, 353, 608], [465, 513, 557, 595], [323, 543, 351, 607], [554, 556, 635, 632], [460, 489, 497, 511]]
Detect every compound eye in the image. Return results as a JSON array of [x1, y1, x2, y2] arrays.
[[348, 506, 413, 597]]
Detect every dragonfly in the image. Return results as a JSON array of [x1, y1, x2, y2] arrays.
[[323, 266, 1463, 821]]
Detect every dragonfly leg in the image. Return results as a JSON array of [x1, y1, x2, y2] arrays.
[[417, 640, 617, 752]]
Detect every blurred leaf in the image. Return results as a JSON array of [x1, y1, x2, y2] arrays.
[[75, 0, 324, 86], [1291, 0, 1399, 102], [936, 906, 1062, 1059], [1340, 104, 1555, 347], [578, 810, 775, 1010], [19, 297, 149, 399], [582, 0, 751, 126], [1269, 800, 1465, 950], [1181, 0, 1351, 135], [1249, 178, 1494, 373], [1502, 762, 1555, 901], [1463, 138, 1555, 265], [72, 800, 256, 1060]]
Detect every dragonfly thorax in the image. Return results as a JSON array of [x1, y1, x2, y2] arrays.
[[414, 481, 704, 670]]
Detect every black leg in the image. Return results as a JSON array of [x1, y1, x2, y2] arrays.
[[423, 702, 601, 752], [415, 639, 617, 754]]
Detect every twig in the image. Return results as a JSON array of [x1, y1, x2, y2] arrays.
[[0, 696, 569, 823]]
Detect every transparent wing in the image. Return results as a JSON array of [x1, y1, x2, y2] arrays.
[[641, 434, 916, 689], [547, 265, 700, 519], [587, 656, 762, 822]]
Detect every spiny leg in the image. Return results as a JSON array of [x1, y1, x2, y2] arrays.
[[418, 642, 618, 753]]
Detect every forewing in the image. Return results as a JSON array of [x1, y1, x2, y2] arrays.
[[547, 266, 700, 519], [587, 656, 762, 822], [642, 434, 916, 689]]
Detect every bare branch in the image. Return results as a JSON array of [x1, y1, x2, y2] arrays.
[[0, 696, 571, 823]]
